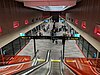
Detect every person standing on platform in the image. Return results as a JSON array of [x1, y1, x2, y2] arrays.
[[47, 24, 50, 31]]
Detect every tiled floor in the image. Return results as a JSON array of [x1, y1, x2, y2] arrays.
[[18, 22, 84, 60]]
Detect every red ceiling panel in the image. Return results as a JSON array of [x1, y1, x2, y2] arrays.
[[16, 0, 77, 6], [16, 0, 76, 2], [24, 1, 76, 6]]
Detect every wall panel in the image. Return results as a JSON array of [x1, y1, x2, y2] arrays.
[[0, 0, 43, 36], [65, 0, 100, 41]]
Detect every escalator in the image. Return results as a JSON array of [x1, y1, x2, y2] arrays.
[[14, 50, 51, 75], [50, 62, 61, 75], [3, 50, 76, 75]]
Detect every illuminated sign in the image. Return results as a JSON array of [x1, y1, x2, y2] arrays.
[[94, 25, 100, 36], [13, 21, 19, 28], [44, 19, 49, 23], [75, 19, 78, 25], [0, 26, 2, 33], [74, 34, 80, 37], [25, 20, 29, 25], [20, 33, 25, 36], [60, 19, 65, 23], [81, 21, 86, 29]]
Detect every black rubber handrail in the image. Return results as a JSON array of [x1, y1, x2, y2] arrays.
[[13, 50, 51, 75]]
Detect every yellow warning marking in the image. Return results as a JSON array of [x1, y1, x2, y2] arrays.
[[37, 59, 61, 62], [66, 60, 76, 62], [37, 59, 45, 62], [51, 60, 61, 62]]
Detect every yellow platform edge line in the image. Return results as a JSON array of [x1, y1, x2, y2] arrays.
[[37, 59, 61, 62]]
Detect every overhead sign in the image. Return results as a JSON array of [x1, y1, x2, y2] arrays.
[[21, 36, 79, 40], [74, 34, 80, 37], [20, 33, 25, 36], [44, 19, 49, 23]]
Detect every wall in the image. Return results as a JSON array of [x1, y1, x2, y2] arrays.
[[65, 0, 100, 42], [0, 0, 43, 36]]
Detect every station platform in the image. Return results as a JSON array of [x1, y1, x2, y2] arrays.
[[0, 22, 99, 75], [18, 22, 84, 60]]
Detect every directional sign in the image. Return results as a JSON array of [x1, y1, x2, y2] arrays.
[[20, 36, 79, 40], [74, 34, 80, 37], [20, 33, 25, 36]]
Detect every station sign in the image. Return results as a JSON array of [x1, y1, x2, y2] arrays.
[[20, 33, 25, 36]]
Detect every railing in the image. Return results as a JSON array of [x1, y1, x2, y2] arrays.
[[60, 50, 76, 75], [14, 50, 51, 75]]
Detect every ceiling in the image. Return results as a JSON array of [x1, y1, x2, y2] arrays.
[[16, 0, 79, 11]]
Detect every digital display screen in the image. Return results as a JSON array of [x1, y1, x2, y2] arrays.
[[74, 34, 80, 37], [20, 33, 25, 36]]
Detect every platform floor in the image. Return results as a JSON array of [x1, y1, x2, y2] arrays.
[[18, 22, 84, 60]]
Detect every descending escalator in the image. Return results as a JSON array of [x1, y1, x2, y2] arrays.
[[13, 50, 51, 75], [11, 50, 77, 75], [50, 62, 61, 75]]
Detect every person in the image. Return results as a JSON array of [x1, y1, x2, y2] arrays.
[[93, 53, 96, 58], [53, 24, 55, 30], [47, 24, 50, 31], [50, 29, 58, 44], [39, 31, 42, 36]]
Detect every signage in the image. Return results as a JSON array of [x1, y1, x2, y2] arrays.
[[81, 21, 86, 29], [13, 21, 19, 28], [20, 33, 25, 36], [44, 19, 49, 23], [0, 26, 2, 33], [25, 20, 29, 25], [21, 36, 79, 40], [74, 34, 80, 37], [94, 25, 100, 36]]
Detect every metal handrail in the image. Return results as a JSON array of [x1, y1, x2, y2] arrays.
[[60, 50, 76, 75], [14, 50, 51, 75]]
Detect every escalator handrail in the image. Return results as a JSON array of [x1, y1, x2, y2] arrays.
[[60, 50, 76, 75], [14, 50, 51, 75]]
